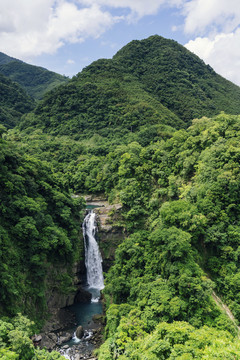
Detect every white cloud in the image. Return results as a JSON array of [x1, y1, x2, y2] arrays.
[[67, 59, 75, 64], [0, 0, 183, 60], [79, 0, 182, 19], [0, 0, 119, 59], [171, 25, 179, 32], [0, 0, 183, 59], [1, 0, 240, 86], [185, 29, 240, 85], [182, 0, 240, 35], [182, 0, 240, 85]]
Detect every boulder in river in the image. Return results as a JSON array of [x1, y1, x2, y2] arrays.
[[76, 325, 84, 339], [58, 332, 72, 345], [48, 332, 58, 343], [32, 334, 42, 347], [40, 334, 56, 350]]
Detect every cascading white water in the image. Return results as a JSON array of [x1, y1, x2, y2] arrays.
[[58, 211, 104, 359], [83, 211, 104, 301]]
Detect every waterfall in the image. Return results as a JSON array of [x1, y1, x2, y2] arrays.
[[83, 211, 104, 301]]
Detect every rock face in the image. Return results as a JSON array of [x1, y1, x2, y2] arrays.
[[73, 194, 126, 271], [88, 199, 125, 271], [41, 308, 76, 334], [40, 195, 125, 357], [43, 259, 86, 332], [40, 333, 56, 350], [58, 332, 72, 345], [45, 262, 83, 312], [74, 287, 92, 303]]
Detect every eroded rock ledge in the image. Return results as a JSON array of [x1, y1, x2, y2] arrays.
[[83, 195, 125, 271]]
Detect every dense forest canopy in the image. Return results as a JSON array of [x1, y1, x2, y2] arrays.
[[113, 36, 240, 123], [0, 51, 68, 100], [17, 35, 240, 140], [0, 51, 18, 65], [0, 73, 35, 128], [1, 35, 240, 359], [0, 132, 84, 320]]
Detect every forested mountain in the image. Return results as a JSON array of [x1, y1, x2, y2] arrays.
[[0, 52, 68, 100], [19, 58, 183, 141], [94, 113, 240, 358], [114, 36, 240, 123], [0, 51, 18, 65], [0, 73, 34, 128], [18, 35, 240, 140], [2, 35, 240, 359], [0, 131, 84, 319]]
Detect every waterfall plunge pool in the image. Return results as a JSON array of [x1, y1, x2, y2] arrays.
[[59, 210, 104, 359]]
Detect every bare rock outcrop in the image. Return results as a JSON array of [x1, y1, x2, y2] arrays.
[[82, 196, 126, 271]]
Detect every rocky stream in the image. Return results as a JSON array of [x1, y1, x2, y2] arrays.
[[35, 197, 124, 360]]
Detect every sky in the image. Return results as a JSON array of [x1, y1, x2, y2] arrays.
[[0, 0, 240, 85]]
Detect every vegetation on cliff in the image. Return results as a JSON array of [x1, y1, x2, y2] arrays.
[[93, 113, 240, 359], [0, 314, 64, 359], [0, 129, 84, 323]]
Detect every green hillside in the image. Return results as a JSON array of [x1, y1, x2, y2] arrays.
[[0, 51, 18, 65], [114, 35, 240, 124], [0, 52, 68, 100], [0, 132, 84, 320], [19, 58, 182, 142], [3, 35, 240, 359], [79, 113, 240, 359], [0, 73, 34, 128], [18, 35, 240, 140]]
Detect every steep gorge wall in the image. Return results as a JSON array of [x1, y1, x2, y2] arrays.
[[84, 196, 125, 272], [43, 196, 124, 330]]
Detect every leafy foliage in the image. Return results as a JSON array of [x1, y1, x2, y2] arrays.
[[17, 35, 240, 139], [0, 314, 64, 359], [3, 35, 240, 359], [0, 73, 34, 128], [98, 320, 240, 360], [114, 35, 240, 124], [18, 58, 181, 140], [92, 113, 240, 358], [0, 52, 68, 100], [0, 134, 84, 320]]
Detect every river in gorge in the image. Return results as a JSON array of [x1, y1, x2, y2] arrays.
[[60, 210, 104, 360]]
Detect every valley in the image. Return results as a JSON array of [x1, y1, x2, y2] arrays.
[[1, 35, 240, 359]]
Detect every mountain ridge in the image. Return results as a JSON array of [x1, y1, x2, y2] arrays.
[[113, 35, 240, 123], [0, 52, 68, 100], [18, 35, 240, 139], [0, 51, 21, 65]]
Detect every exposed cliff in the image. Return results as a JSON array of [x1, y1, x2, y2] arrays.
[[84, 195, 125, 272]]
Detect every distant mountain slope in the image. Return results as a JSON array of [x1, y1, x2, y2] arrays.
[[18, 35, 240, 138], [114, 35, 240, 125], [0, 51, 18, 65], [19, 59, 183, 140], [0, 52, 68, 100], [0, 73, 34, 128]]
